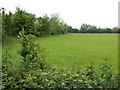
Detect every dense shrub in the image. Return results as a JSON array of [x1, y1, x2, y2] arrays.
[[1, 7, 69, 40], [12, 8, 36, 35], [2, 29, 49, 89], [18, 29, 48, 71]]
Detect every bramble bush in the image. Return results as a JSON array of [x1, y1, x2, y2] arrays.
[[2, 30, 119, 89]]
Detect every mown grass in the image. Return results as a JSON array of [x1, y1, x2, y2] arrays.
[[2, 33, 118, 73]]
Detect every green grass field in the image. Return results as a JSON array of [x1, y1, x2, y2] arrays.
[[3, 33, 118, 73]]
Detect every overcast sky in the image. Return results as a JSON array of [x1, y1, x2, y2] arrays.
[[0, 0, 119, 29]]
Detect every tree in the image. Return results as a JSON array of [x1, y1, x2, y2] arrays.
[[42, 14, 50, 35], [12, 7, 36, 35], [80, 24, 90, 33], [1, 8, 9, 41], [112, 27, 120, 33]]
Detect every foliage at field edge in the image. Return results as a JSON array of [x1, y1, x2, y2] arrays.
[[1, 7, 120, 42], [1, 7, 68, 42], [2, 30, 119, 89], [68, 24, 120, 33]]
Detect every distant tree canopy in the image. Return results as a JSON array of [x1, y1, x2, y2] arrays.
[[68, 24, 120, 33], [81, 24, 120, 33], [1, 7, 120, 41]]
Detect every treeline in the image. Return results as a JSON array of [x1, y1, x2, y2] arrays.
[[1, 7, 120, 41], [1, 7, 69, 41], [68, 24, 120, 33]]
